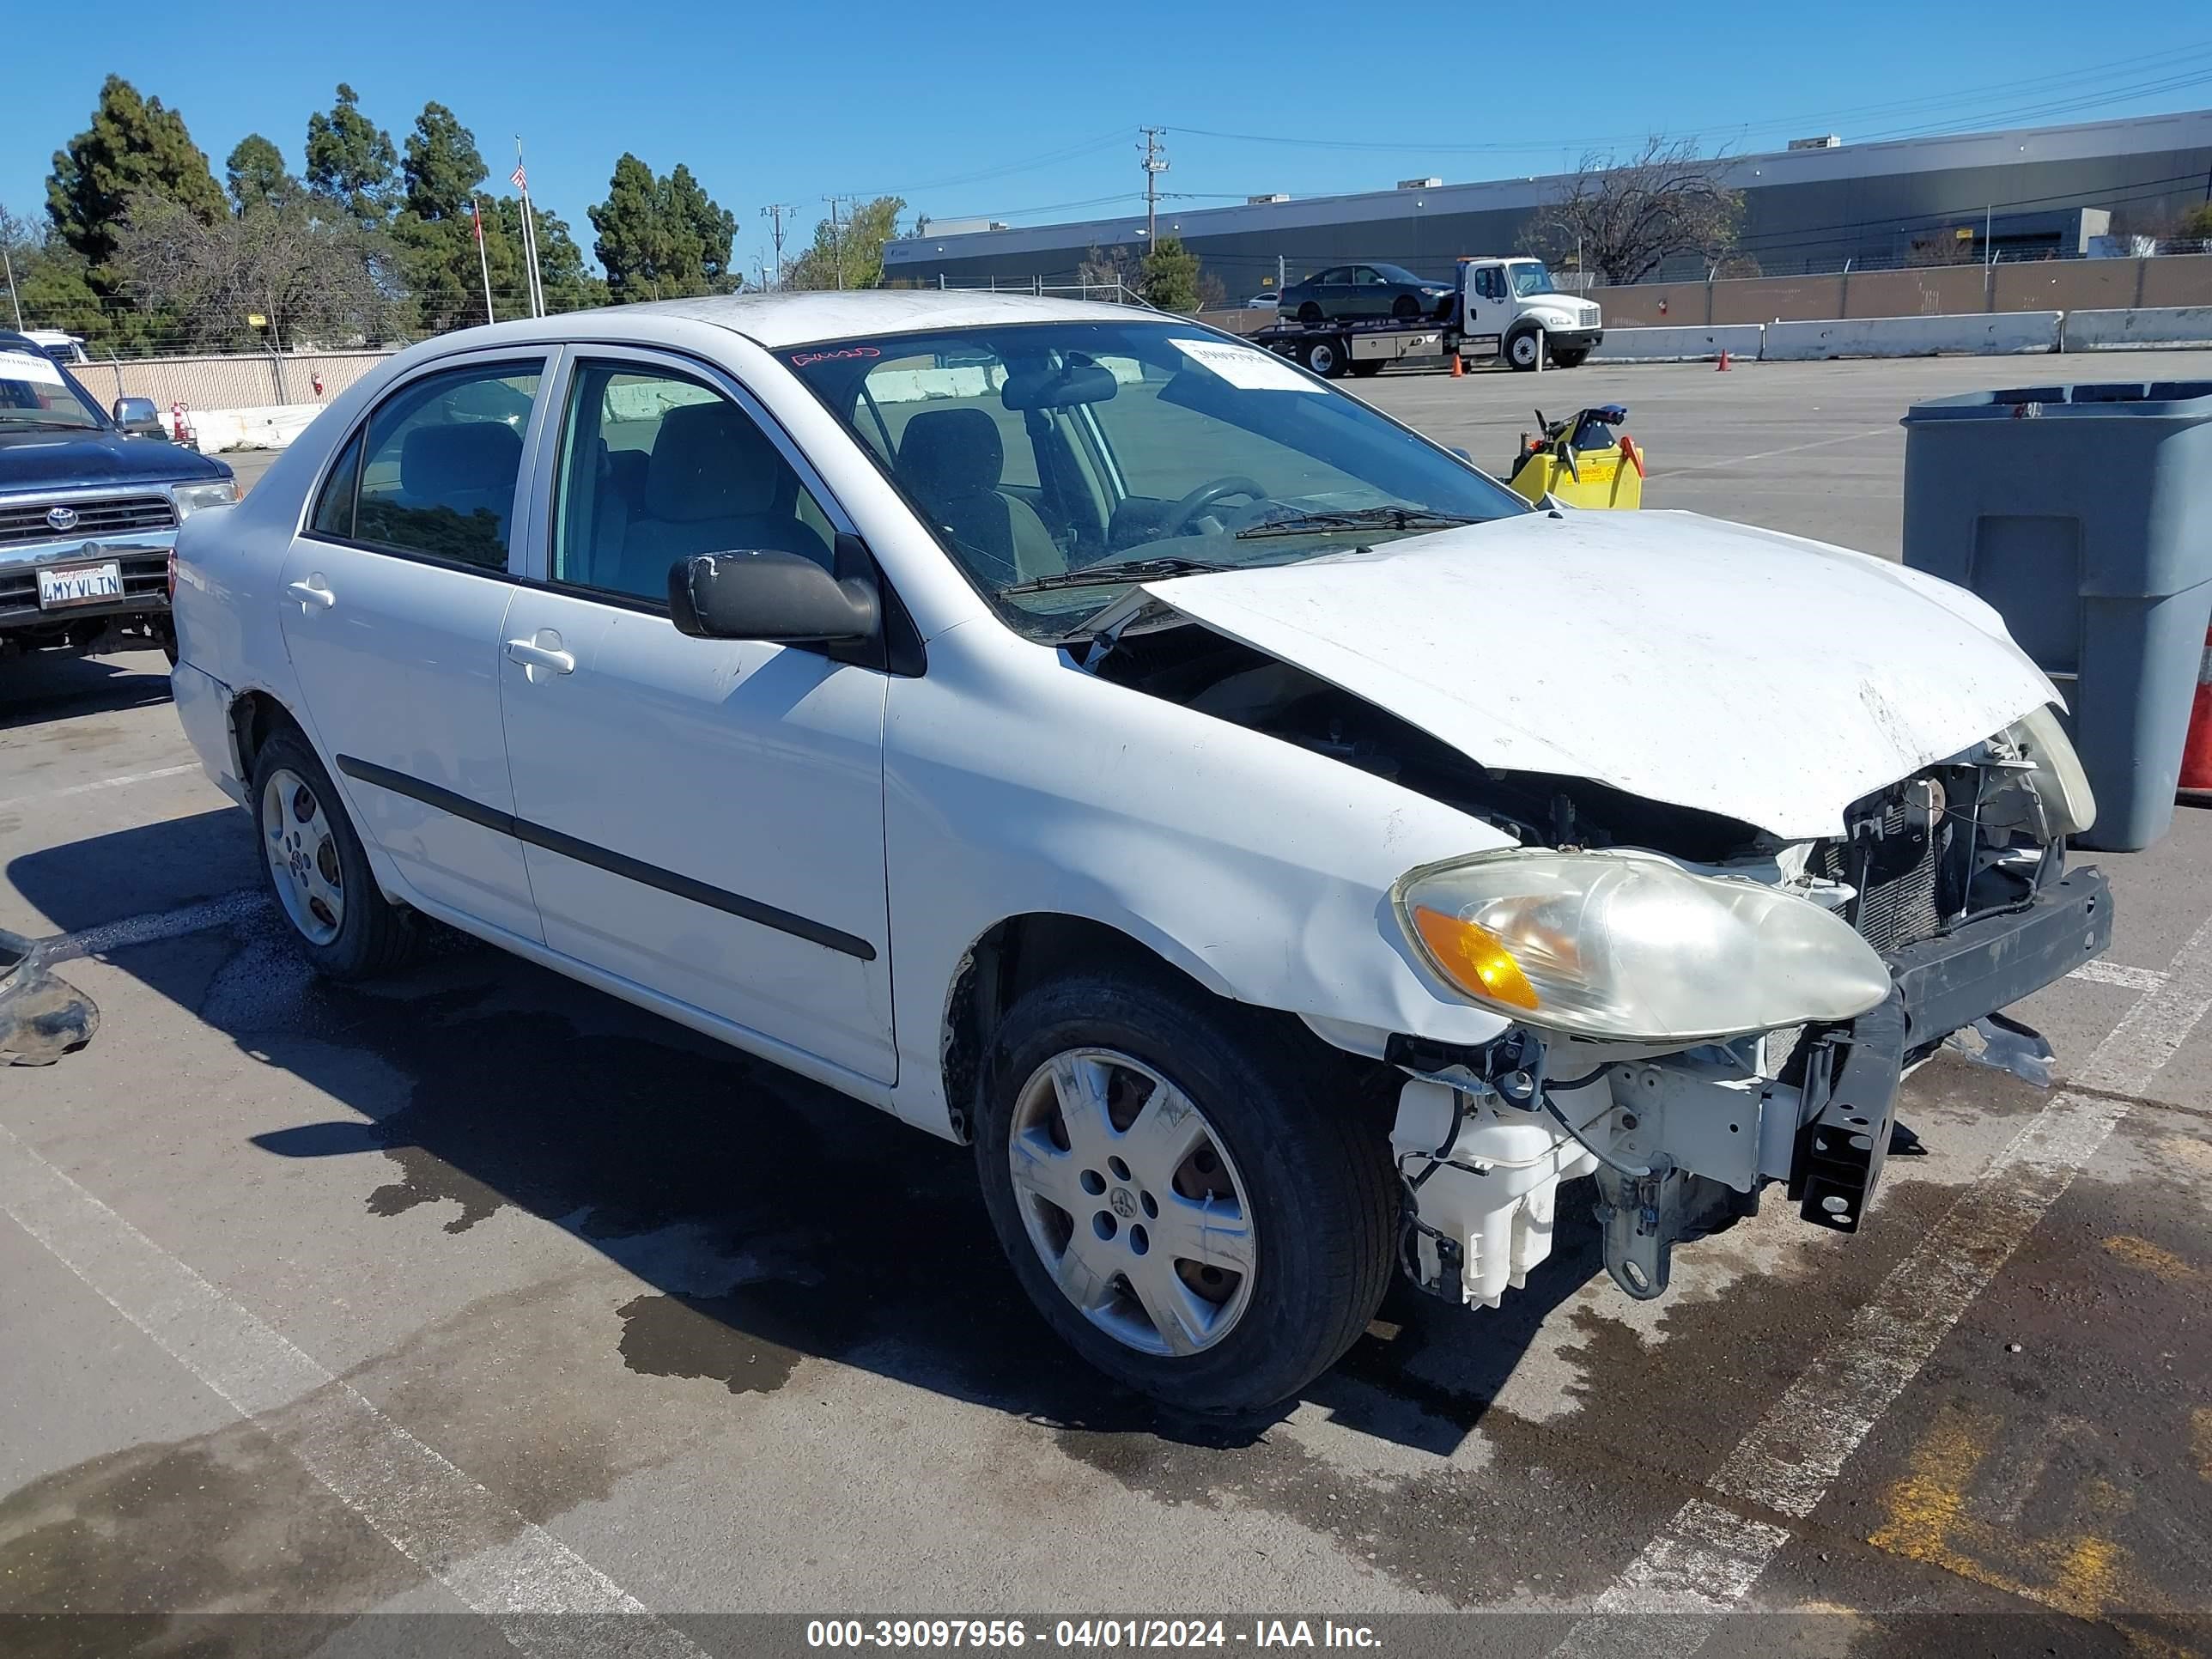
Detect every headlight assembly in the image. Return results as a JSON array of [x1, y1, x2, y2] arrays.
[[172, 481, 238, 519], [1395, 848, 1892, 1042], [2000, 704, 2095, 838]]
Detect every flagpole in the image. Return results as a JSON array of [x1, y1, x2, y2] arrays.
[[471, 197, 495, 325], [514, 138, 545, 318]]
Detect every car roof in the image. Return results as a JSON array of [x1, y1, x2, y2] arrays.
[[422, 290, 1171, 356]]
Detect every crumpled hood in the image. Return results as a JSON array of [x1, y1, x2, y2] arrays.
[[1141, 509, 2059, 840]]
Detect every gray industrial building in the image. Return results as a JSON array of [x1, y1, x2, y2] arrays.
[[882, 109, 2212, 292]]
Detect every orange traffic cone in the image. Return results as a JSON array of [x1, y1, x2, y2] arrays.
[[1716, 349, 1731, 372], [1450, 353, 1464, 379], [2180, 624, 2212, 799]]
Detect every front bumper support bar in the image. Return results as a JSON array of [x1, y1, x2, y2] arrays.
[[1787, 867, 2112, 1232]]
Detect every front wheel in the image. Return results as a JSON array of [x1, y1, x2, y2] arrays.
[[1505, 328, 1543, 371], [975, 969, 1397, 1414]]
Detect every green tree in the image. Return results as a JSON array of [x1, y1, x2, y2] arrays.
[[2179, 202, 2212, 243], [304, 84, 399, 227], [225, 135, 295, 216], [1139, 235, 1204, 313], [46, 76, 225, 283], [0, 204, 106, 342], [785, 195, 905, 291], [588, 153, 737, 301], [390, 102, 491, 331], [488, 195, 606, 315]]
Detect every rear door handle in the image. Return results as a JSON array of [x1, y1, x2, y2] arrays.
[[505, 636, 575, 677], [286, 578, 335, 611]]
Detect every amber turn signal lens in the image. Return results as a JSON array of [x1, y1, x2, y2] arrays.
[[1411, 906, 1541, 1011]]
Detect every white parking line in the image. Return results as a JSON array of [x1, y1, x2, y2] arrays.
[[0, 762, 200, 810], [1660, 428, 1894, 478], [2070, 958, 2168, 992], [0, 1121, 705, 1659], [1554, 909, 2212, 1652], [44, 889, 268, 963]]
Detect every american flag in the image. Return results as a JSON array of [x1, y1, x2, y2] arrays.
[[510, 162, 528, 192]]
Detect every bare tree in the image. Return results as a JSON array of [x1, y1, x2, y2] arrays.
[[115, 190, 398, 350], [1529, 137, 1742, 286]]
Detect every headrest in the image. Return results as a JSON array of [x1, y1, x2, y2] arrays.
[[400, 421, 522, 501], [645, 401, 784, 523], [899, 406, 1003, 496]]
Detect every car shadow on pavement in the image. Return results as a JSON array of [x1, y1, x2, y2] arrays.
[[9, 815, 1606, 1457], [0, 649, 173, 729]]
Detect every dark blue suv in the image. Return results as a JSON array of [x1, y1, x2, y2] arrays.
[[1, 331, 236, 663]]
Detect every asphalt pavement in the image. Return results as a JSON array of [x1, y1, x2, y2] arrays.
[[2, 353, 2208, 1659]]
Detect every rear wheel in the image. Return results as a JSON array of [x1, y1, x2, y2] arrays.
[[1300, 336, 1348, 379], [1296, 301, 1324, 325], [251, 727, 422, 980], [975, 969, 1397, 1414]]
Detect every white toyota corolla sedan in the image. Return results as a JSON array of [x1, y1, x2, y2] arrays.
[[172, 291, 2108, 1413]]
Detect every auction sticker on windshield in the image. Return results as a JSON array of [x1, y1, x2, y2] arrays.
[[1170, 337, 1324, 392], [0, 350, 65, 386]]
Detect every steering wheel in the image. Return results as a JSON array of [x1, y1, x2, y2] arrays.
[[1159, 475, 1268, 538]]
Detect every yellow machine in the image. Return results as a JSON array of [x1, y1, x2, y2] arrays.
[[1506, 404, 1645, 508]]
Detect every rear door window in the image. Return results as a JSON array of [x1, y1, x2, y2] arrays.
[[351, 362, 542, 570]]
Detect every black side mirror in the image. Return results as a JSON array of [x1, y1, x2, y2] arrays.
[[668, 550, 879, 643]]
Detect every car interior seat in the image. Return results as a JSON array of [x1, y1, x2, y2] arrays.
[[617, 401, 831, 599], [896, 407, 1065, 584], [398, 421, 525, 547]]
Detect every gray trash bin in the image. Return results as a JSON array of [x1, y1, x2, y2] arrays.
[[1901, 380, 2212, 852]]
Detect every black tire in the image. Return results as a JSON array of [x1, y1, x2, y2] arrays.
[[975, 969, 1397, 1414], [249, 726, 423, 981], [1551, 348, 1589, 368], [1390, 293, 1419, 321], [1299, 336, 1349, 379], [1349, 360, 1386, 378], [1505, 327, 1543, 372], [1296, 301, 1324, 325]]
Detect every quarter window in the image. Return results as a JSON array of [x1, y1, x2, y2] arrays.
[[551, 361, 836, 605], [352, 363, 541, 570], [311, 428, 364, 538]]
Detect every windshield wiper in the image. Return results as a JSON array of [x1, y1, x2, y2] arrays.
[[1000, 556, 1230, 595], [1234, 506, 1478, 540], [0, 416, 100, 431]]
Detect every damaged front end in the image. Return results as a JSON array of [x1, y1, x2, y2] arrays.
[[1079, 537, 2111, 1313], [1382, 741, 2111, 1310]]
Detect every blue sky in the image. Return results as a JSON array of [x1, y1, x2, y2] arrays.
[[9, 4, 2211, 279]]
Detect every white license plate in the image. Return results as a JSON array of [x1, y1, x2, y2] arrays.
[[38, 560, 124, 609]]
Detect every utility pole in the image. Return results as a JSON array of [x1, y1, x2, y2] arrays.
[[1, 240, 21, 332], [1139, 127, 1169, 247], [761, 204, 796, 289], [823, 195, 854, 290]]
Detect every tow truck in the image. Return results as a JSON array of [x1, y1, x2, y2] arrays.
[[1249, 255, 1602, 379]]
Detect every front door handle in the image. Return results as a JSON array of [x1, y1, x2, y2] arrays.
[[286, 578, 335, 611], [506, 634, 575, 679]]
